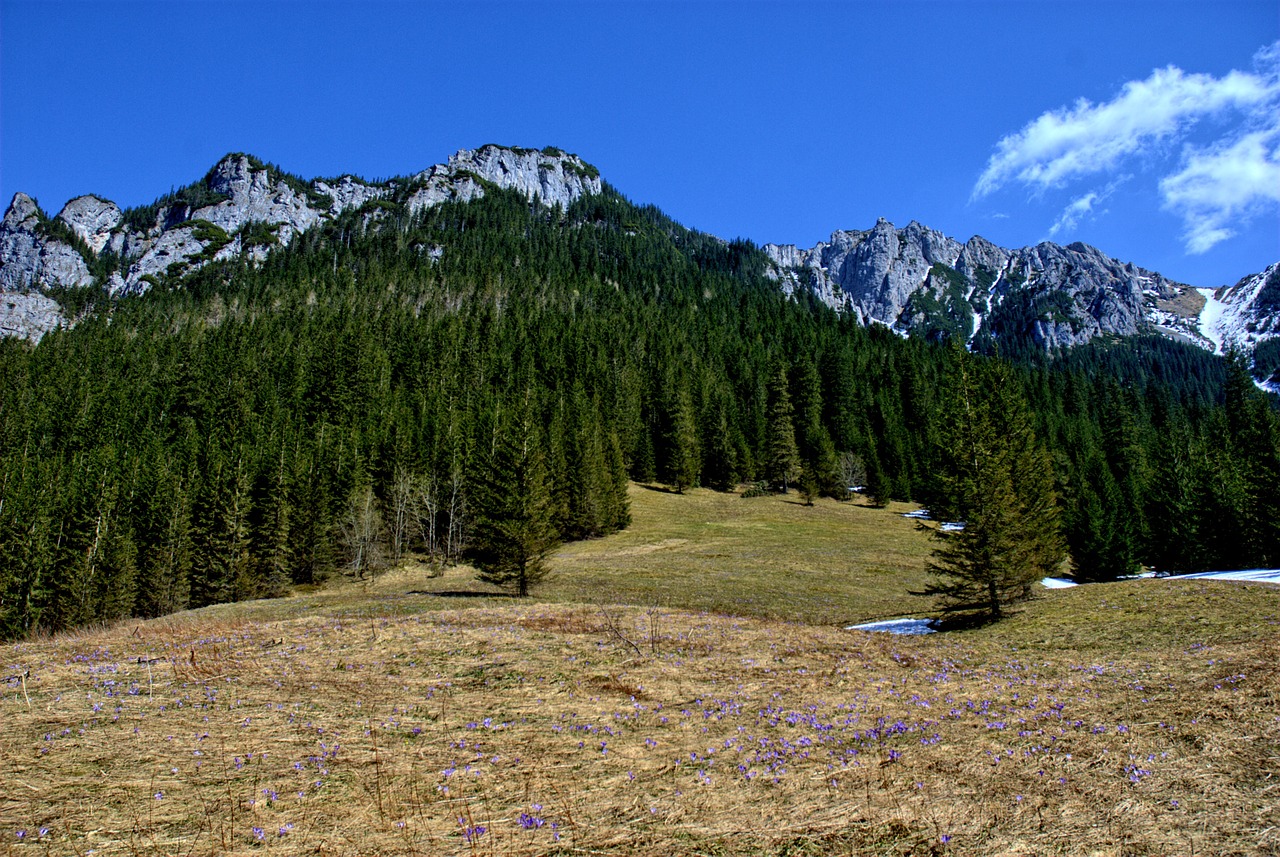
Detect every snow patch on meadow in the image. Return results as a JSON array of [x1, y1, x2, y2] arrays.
[[1169, 568, 1280, 584], [846, 618, 938, 635]]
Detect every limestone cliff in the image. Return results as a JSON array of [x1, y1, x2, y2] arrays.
[[764, 220, 1258, 356], [0, 145, 605, 341], [1, 147, 1274, 374]]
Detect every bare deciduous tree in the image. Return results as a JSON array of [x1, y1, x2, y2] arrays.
[[838, 452, 868, 500], [340, 485, 384, 579]]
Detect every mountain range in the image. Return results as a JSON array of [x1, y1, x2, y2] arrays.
[[2, 145, 1276, 388]]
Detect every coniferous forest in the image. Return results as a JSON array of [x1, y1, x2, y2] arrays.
[[2, 182, 1279, 638]]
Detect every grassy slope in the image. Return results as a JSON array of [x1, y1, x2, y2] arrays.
[[1, 487, 1277, 856], [546, 486, 938, 625]]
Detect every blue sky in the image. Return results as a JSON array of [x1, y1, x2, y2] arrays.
[[2, 0, 1277, 287]]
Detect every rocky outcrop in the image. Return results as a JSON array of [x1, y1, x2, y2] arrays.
[[954, 235, 1010, 282], [406, 168, 487, 214], [121, 225, 211, 290], [314, 176, 388, 216], [1, 193, 94, 293], [767, 221, 966, 327], [191, 155, 324, 246], [407, 145, 602, 216], [767, 219, 1211, 350], [0, 290, 64, 343], [56, 195, 122, 253], [0, 146, 607, 342], [1008, 242, 1149, 348]]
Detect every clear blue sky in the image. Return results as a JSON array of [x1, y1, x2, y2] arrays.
[[2, 0, 1277, 286]]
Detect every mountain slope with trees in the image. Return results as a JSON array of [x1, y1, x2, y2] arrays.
[[0, 150, 1278, 637]]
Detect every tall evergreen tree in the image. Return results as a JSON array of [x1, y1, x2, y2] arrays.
[[663, 386, 701, 494], [764, 365, 801, 493], [470, 397, 559, 597], [1066, 453, 1141, 582], [922, 356, 1066, 621]]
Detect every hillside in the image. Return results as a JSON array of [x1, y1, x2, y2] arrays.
[[2, 146, 1277, 384], [1, 488, 1276, 855], [1, 146, 1278, 636]]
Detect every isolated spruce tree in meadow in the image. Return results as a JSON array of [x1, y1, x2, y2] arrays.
[[470, 399, 559, 597], [923, 355, 1066, 621]]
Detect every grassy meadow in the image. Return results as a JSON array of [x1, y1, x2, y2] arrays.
[[1, 487, 1277, 855]]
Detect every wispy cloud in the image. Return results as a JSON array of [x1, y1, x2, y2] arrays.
[[974, 41, 1280, 253], [1048, 192, 1099, 237], [1160, 126, 1280, 253], [1047, 177, 1128, 238]]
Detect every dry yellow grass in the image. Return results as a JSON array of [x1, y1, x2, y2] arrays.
[[1154, 286, 1208, 319], [1, 488, 1277, 856]]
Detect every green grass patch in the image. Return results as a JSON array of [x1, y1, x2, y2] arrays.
[[543, 485, 937, 624]]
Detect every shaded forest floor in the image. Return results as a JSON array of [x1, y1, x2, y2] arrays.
[[1, 488, 1277, 855]]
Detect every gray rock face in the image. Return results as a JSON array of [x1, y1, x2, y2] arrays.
[[0, 290, 64, 343], [406, 169, 487, 215], [767, 219, 1208, 350], [57, 195, 122, 253], [193, 155, 325, 246], [0, 193, 92, 292], [406, 145, 601, 217], [122, 225, 210, 290], [0, 193, 84, 340], [453, 145, 602, 208], [314, 176, 388, 215], [2, 192, 40, 229], [767, 219, 964, 329], [1007, 242, 1148, 348], [954, 235, 1010, 282], [104, 154, 333, 295]]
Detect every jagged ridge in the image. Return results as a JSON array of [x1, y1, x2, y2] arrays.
[[0, 145, 602, 338], [1, 145, 1275, 382]]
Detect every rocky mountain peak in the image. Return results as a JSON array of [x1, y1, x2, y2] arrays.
[[764, 218, 1242, 353], [1, 145, 609, 341], [1, 149, 1274, 377], [449, 145, 602, 206], [313, 176, 387, 216], [4, 193, 41, 228], [403, 145, 601, 217], [56, 195, 123, 253], [206, 153, 257, 194], [1, 193, 79, 341]]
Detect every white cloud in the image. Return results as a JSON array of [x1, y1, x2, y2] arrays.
[[1048, 192, 1099, 237], [973, 41, 1280, 254], [1047, 177, 1128, 238], [1160, 126, 1280, 253], [974, 46, 1279, 198]]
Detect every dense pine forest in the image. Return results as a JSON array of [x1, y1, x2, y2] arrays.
[[2, 181, 1278, 638]]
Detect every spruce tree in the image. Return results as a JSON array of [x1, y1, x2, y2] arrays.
[[923, 356, 1066, 621], [470, 398, 559, 597], [663, 387, 701, 494], [764, 365, 801, 493]]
